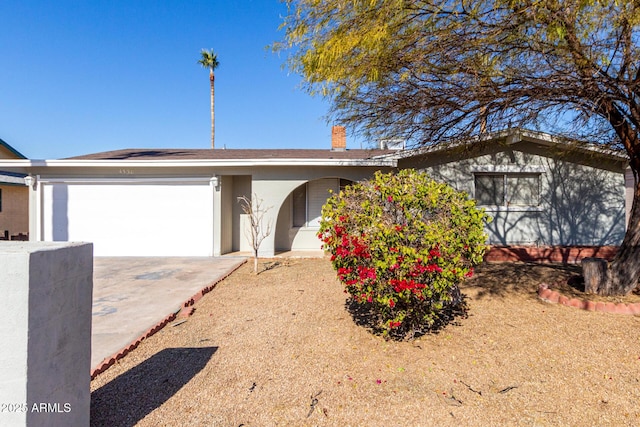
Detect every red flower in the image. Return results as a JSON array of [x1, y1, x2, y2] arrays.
[[426, 264, 443, 273], [357, 266, 376, 280], [338, 267, 353, 275], [389, 299, 395, 308], [387, 195, 393, 202]]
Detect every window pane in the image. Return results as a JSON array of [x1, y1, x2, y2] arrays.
[[307, 178, 340, 227], [474, 174, 504, 206], [507, 174, 539, 206], [292, 184, 306, 227]]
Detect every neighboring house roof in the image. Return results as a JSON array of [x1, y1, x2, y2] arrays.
[[0, 137, 26, 159], [0, 138, 27, 184], [0, 171, 27, 185]]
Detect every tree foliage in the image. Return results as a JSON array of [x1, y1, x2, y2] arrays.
[[280, 0, 640, 148], [318, 170, 488, 339], [281, 0, 640, 295]]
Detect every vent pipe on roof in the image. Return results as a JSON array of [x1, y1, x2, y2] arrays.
[[331, 126, 346, 151]]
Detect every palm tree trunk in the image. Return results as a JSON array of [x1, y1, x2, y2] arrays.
[[210, 72, 215, 149]]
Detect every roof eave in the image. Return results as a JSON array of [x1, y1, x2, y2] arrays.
[[0, 158, 397, 168], [387, 128, 629, 162]]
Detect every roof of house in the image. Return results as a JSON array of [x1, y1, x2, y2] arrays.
[[0, 137, 26, 159], [66, 148, 394, 161], [387, 128, 629, 162], [0, 129, 628, 173]]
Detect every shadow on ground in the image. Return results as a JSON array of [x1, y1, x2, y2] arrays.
[[464, 262, 581, 299], [345, 290, 469, 341], [91, 347, 217, 427]]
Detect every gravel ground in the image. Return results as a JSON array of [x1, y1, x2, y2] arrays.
[[91, 258, 640, 426]]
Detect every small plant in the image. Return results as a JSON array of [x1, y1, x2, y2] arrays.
[[238, 194, 272, 274], [318, 169, 488, 339]]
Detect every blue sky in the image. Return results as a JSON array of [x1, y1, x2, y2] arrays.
[[0, 1, 351, 159]]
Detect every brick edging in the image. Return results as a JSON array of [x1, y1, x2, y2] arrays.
[[537, 283, 640, 315], [90, 259, 247, 380], [486, 245, 618, 263]]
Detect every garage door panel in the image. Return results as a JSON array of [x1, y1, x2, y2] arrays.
[[43, 183, 213, 256]]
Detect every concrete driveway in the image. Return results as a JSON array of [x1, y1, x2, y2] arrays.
[[91, 256, 246, 371]]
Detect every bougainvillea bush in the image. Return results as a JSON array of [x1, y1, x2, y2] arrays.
[[318, 169, 489, 339]]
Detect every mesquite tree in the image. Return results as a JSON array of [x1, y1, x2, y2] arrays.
[[279, 0, 640, 295]]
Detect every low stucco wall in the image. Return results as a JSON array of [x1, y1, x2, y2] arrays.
[[0, 242, 93, 427]]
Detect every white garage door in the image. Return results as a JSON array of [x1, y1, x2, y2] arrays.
[[42, 182, 214, 256]]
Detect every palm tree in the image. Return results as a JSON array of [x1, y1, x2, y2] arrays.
[[198, 49, 220, 149]]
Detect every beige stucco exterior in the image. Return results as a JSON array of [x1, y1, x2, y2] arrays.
[[0, 185, 29, 238], [0, 140, 29, 239]]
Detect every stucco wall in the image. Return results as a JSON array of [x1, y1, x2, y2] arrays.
[[255, 166, 392, 254], [0, 184, 29, 238], [404, 145, 626, 246], [0, 242, 93, 427], [220, 175, 234, 254], [230, 175, 252, 253]]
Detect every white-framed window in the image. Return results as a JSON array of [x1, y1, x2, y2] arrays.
[[474, 173, 540, 207], [292, 178, 351, 227]]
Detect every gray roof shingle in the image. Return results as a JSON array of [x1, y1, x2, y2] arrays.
[[66, 148, 394, 161]]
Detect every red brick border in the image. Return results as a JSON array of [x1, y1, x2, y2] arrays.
[[537, 283, 640, 315], [485, 245, 618, 263], [90, 259, 247, 379]]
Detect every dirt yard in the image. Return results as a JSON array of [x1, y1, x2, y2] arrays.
[[91, 258, 640, 426]]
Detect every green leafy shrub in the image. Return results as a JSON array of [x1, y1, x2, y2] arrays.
[[318, 169, 489, 339]]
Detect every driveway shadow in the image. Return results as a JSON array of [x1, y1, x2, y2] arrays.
[[91, 346, 217, 426]]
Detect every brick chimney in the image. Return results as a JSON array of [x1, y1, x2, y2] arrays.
[[331, 125, 346, 151]]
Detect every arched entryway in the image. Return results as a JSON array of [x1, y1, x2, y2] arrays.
[[274, 177, 353, 252]]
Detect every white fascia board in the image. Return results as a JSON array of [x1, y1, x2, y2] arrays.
[[37, 176, 215, 184], [0, 158, 396, 168], [0, 159, 31, 173]]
